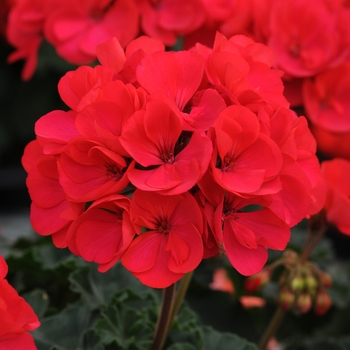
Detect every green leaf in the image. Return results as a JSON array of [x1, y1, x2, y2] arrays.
[[168, 306, 202, 348], [94, 300, 153, 349], [201, 326, 258, 350], [22, 289, 49, 319], [167, 343, 197, 350], [69, 262, 154, 310], [32, 302, 98, 350], [81, 330, 105, 350], [34, 245, 79, 270]]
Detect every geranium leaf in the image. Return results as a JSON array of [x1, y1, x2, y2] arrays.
[[32, 302, 99, 350], [22, 289, 49, 319], [201, 326, 258, 350], [68, 262, 153, 310], [94, 301, 153, 349]]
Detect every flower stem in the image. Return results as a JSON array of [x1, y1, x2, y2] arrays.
[[170, 271, 193, 325], [149, 283, 176, 350], [258, 306, 285, 350], [301, 211, 327, 264]]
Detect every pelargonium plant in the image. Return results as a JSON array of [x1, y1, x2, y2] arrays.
[[20, 32, 326, 349]]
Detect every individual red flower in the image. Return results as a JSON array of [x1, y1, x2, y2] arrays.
[[58, 140, 130, 202], [213, 191, 290, 276], [0, 255, 40, 350], [96, 35, 166, 85], [182, 88, 226, 132], [135, 48, 227, 131], [209, 105, 282, 196], [265, 0, 350, 77], [67, 194, 138, 273], [120, 98, 212, 195], [203, 33, 289, 110], [268, 108, 326, 225], [303, 62, 350, 133], [136, 50, 205, 111], [122, 190, 204, 288], [34, 109, 80, 155], [22, 140, 84, 248], [57, 65, 115, 112], [44, 0, 139, 64], [310, 124, 350, 160], [6, 0, 46, 80], [321, 158, 350, 235]]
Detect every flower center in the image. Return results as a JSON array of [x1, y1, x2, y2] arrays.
[[160, 149, 175, 164], [105, 163, 123, 181], [221, 155, 236, 172], [222, 200, 239, 221], [157, 221, 171, 234]]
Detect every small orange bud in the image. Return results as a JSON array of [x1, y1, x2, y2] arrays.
[[244, 269, 271, 293], [314, 289, 332, 316], [277, 288, 295, 311], [295, 293, 312, 313]]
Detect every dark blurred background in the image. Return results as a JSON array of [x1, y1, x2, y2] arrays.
[[0, 39, 74, 214]]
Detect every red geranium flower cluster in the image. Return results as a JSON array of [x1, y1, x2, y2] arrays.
[[248, 0, 350, 160], [6, 0, 139, 80], [6, 0, 240, 80], [23, 33, 325, 288], [0, 255, 40, 350]]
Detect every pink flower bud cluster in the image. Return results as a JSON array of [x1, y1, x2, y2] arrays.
[[276, 250, 332, 315]]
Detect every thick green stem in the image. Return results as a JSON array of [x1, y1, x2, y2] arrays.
[[258, 306, 285, 350], [170, 271, 193, 325], [149, 283, 176, 350]]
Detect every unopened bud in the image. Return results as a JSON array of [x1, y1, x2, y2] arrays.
[[304, 274, 318, 292], [295, 293, 312, 313], [277, 288, 295, 311], [314, 289, 332, 316], [244, 269, 271, 293], [290, 275, 304, 293], [320, 272, 332, 288]]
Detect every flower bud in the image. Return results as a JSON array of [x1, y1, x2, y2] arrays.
[[244, 269, 271, 293], [290, 275, 305, 293], [277, 288, 295, 311], [304, 273, 318, 292], [314, 289, 332, 316], [295, 292, 312, 313], [320, 272, 332, 288]]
